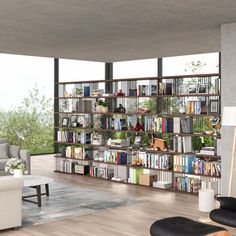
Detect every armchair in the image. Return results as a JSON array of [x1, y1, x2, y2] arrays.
[[210, 197, 236, 227], [0, 177, 24, 230]]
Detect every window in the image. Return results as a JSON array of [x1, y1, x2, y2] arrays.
[[59, 59, 105, 82], [113, 58, 158, 79], [0, 54, 54, 154], [163, 53, 219, 76]]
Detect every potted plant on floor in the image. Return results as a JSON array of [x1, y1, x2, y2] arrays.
[[5, 158, 28, 177]]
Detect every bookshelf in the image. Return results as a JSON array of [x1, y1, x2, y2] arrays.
[[54, 73, 221, 195]]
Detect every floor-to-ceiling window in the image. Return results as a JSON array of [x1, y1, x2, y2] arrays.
[[0, 54, 54, 154]]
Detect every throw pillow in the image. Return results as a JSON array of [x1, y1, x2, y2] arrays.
[[9, 145, 20, 158], [0, 143, 9, 159]]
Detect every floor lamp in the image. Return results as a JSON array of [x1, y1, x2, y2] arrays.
[[222, 107, 236, 196]]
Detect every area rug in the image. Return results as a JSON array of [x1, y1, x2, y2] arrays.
[[22, 181, 142, 226]]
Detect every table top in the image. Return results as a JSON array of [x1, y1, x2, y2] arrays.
[[0, 175, 53, 187], [23, 175, 53, 187]]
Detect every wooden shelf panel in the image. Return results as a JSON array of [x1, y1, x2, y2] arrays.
[[56, 73, 220, 85], [55, 93, 220, 99], [54, 127, 221, 138], [55, 113, 220, 117], [54, 170, 200, 195], [54, 142, 221, 159], [55, 153, 221, 173]]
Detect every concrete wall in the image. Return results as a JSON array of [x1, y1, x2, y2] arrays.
[[221, 22, 236, 196]]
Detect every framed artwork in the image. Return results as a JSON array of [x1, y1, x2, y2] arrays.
[[188, 84, 197, 94], [198, 84, 208, 94], [62, 117, 69, 127], [70, 115, 78, 127], [134, 136, 142, 146], [179, 85, 188, 94], [209, 100, 219, 113]]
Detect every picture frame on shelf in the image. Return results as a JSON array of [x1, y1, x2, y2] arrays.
[[133, 136, 142, 148], [188, 84, 197, 94], [198, 84, 208, 94], [70, 115, 78, 127], [62, 117, 69, 127], [209, 100, 219, 113], [178, 84, 188, 94]]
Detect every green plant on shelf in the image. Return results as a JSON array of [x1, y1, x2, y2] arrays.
[[112, 132, 127, 140]]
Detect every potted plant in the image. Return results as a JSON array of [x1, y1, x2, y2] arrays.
[[5, 158, 28, 177], [96, 99, 104, 113], [101, 100, 108, 113]]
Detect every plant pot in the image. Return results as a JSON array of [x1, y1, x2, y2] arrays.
[[96, 105, 103, 113], [102, 106, 108, 113], [14, 169, 23, 178]]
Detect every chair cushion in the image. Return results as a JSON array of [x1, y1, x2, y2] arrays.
[[9, 145, 20, 158], [150, 216, 226, 236], [210, 209, 236, 227], [0, 143, 9, 159], [0, 159, 9, 171]]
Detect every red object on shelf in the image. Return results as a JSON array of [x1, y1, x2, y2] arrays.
[[135, 118, 143, 131]]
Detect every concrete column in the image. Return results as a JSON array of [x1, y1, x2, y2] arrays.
[[221, 22, 236, 196]]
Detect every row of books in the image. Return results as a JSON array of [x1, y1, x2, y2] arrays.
[[59, 160, 77, 173], [90, 166, 114, 179], [58, 131, 91, 144], [62, 146, 93, 160], [128, 167, 144, 184], [186, 101, 202, 114], [142, 154, 173, 170], [137, 85, 158, 96], [103, 150, 129, 164], [173, 176, 201, 193], [173, 155, 221, 176]]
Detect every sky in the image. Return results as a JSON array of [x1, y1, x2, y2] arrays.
[[0, 52, 219, 111]]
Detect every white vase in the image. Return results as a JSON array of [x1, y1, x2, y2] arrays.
[[102, 106, 108, 113], [13, 169, 23, 178], [96, 105, 103, 113]]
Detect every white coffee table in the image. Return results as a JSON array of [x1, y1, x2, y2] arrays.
[[22, 175, 53, 207]]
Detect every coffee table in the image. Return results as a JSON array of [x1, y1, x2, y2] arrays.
[[22, 175, 53, 207]]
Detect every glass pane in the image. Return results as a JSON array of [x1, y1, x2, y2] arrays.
[[113, 58, 157, 79], [59, 59, 105, 82], [0, 53, 54, 154], [163, 53, 219, 76]]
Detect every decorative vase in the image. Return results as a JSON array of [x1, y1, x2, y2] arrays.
[[96, 105, 103, 113], [13, 169, 23, 178], [102, 106, 108, 113]]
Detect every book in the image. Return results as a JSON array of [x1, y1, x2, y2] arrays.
[[182, 136, 192, 153]]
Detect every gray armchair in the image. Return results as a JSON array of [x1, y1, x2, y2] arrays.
[[0, 138, 31, 175]]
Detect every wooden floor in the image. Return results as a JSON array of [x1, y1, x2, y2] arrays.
[[1, 154, 236, 236]]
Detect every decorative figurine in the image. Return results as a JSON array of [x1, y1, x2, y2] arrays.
[[115, 104, 126, 113], [115, 89, 125, 96]]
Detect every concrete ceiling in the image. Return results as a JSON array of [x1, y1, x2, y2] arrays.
[[0, 0, 236, 62]]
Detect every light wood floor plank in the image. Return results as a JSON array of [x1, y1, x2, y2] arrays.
[[1, 155, 235, 236]]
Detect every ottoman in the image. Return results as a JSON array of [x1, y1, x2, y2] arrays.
[[150, 216, 229, 236]]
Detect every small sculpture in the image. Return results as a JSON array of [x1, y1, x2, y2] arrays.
[[115, 89, 125, 96], [115, 104, 126, 113]]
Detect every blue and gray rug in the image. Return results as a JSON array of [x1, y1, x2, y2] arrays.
[[22, 181, 142, 226]]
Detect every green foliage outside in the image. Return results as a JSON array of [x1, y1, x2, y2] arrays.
[[0, 87, 54, 155]]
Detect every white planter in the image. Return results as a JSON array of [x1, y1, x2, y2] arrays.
[[13, 169, 23, 178], [102, 106, 108, 113], [96, 105, 103, 113]]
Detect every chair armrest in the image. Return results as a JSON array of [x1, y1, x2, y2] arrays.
[[217, 197, 236, 211], [0, 177, 23, 191], [19, 149, 31, 174]]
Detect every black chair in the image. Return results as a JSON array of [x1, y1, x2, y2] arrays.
[[210, 196, 236, 228], [150, 216, 229, 236]]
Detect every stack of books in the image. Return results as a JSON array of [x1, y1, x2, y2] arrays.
[[90, 167, 114, 179], [104, 150, 128, 164], [143, 153, 172, 170], [174, 176, 201, 193]]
